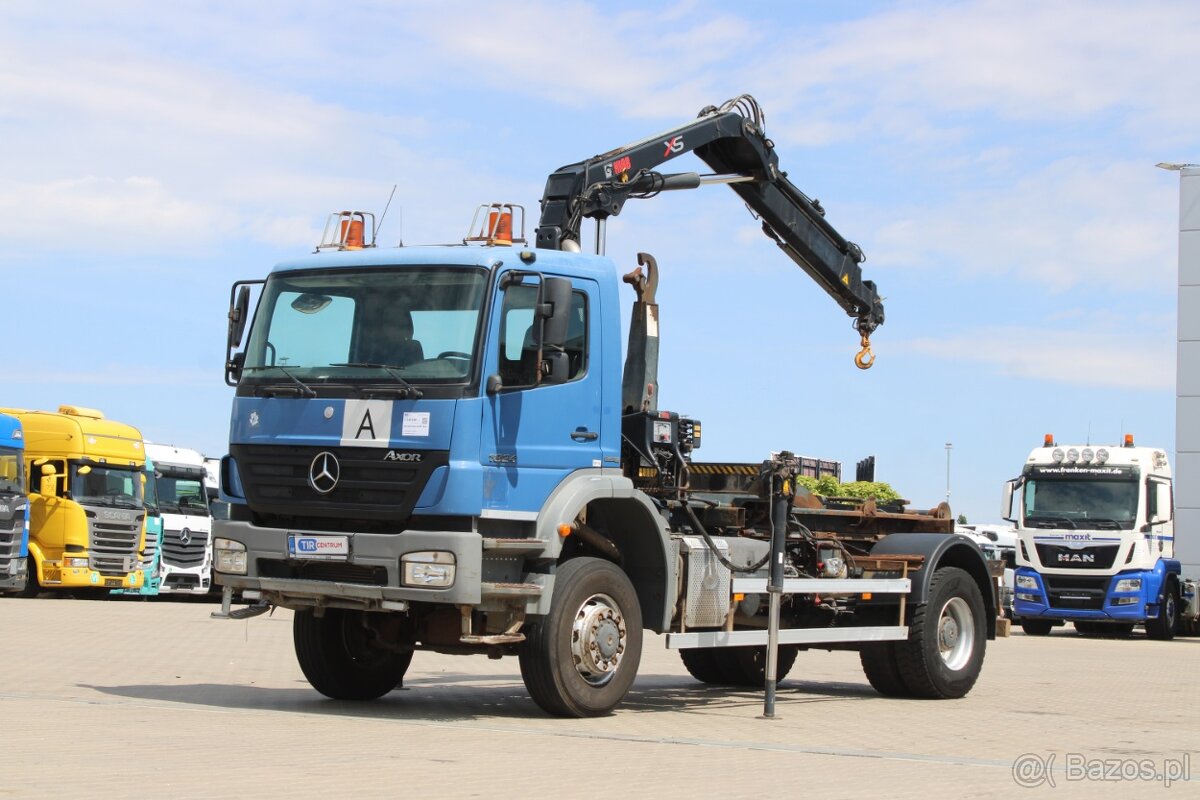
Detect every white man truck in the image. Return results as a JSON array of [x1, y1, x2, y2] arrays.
[[145, 443, 213, 594], [1005, 434, 1198, 638]]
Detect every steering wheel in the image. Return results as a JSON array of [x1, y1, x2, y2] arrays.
[[437, 351, 471, 360]]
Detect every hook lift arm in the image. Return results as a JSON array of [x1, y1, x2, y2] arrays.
[[534, 95, 884, 368]]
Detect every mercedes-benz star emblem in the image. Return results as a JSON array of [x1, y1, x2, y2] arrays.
[[308, 451, 340, 494], [180, 528, 192, 546]]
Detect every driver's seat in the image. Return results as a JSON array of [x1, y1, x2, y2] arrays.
[[363, 309, 424, 367]]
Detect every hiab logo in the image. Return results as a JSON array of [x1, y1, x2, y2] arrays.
[[663, 136, 684, 157]]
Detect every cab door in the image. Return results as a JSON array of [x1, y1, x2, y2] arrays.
[[479, 275, 601, 513]]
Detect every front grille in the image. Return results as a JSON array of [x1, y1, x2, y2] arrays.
[[258, 559, 388, 585], [1035, 543, 1119, 570], [1044, 575, 1110, 610], [141, 525, 160, 569], [90, 518, 143, 574], [161, 527, 209, 568], [0, 510, 21, 567], [231, 444, 449, 523]]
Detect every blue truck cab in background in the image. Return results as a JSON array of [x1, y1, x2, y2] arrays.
[[0, 413, 29, 593]]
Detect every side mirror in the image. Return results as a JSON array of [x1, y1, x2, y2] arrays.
[[538, 277, 572, 350], [1001, 479, 1017, 523], [39, 463, 57, 498], [229, 285, 251, 350], [1147, 477, 1173, 524], [226, 351, 246, 384]]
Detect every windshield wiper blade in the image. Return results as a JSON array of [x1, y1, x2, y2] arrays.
[[1028, 516, 1077, 530], [330, 363, 424, 399], [244, 365, 317, 398]]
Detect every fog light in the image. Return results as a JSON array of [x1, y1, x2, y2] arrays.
[[66, 557, 89, 568], [1114, 578, 1142, 593], [1114, 596, 1139, 605], [402, 551, 455, 588], [1016, 574, 1039, 590], [1017, 592, 1042, 603], [214, 537, 247, 575]]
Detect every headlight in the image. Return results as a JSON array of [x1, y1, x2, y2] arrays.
[[1095, 448, 1109, 464], [1114, 578, 1142, 593], [66, 557, 89, 568], [401, 551, 455, 588], [214, 537, 247, 575], [1066, 448, 1079, 463], [1081, 448, 1094, 463], [1016, 574, 1039, 590], [1052, 448, 1065, 463]]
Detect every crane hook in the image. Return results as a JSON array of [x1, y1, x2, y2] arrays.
[[854, 333, 875, 370]]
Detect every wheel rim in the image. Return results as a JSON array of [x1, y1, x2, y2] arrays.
[[937, 597, 975, 671], [1164, 593, 1176, 625], [570, 592, 627, 687]]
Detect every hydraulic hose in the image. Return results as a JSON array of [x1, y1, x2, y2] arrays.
[[682, 502, 771, 574]]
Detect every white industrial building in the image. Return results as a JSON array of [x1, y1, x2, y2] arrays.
[[1174, 165, 1200, 577]]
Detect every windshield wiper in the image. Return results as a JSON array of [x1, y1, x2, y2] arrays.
[[331, 363, 424, 399], [1084, 518, 1122, 530], [244, 365, 317, 398], [1027, 516, 1077, 530]]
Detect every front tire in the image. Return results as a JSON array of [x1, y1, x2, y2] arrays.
[[293, 608, 412, 700], [14, 557, 40, 598], [519, 557, 642, 717], [1146, 580, 1178, 641], [1020, 619, 1054, 636], [893, 567, 986, 699]]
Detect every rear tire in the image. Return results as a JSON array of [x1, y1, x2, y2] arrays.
[[893, 567, 986, 699], [1020, 619, 1054, 636], [1146, 581, 1178, 641], [681, 645, 798, 687], [679, 648, 726, 684], [860, 642, 912, 697], [293, 608, 412, 700], [519, 557, 642, 717]]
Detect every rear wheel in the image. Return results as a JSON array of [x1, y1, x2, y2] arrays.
[[1020, 619, 1054, 636], [681, 645, 798, 687], [1146, 581, 1178, 641], [293, 608, 412, 700], [893, 567, 986, 699], [519, 557, 642, 717], [860, 642, 911, 697]]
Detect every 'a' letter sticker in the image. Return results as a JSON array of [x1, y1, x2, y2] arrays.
[[341, 399, 393, 447]]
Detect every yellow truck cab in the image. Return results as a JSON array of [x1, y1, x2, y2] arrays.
[[1, 406, 147, 593]]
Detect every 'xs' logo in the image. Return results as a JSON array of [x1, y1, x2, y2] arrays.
[[663, 136, 684, 157]]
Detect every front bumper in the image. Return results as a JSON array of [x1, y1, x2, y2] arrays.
[[38, 561, 144, 590], [1013, 566, 1168, 622], [0, 556, 27, 591], [212, 520, 484, 608], [159, 563, 212, 594]]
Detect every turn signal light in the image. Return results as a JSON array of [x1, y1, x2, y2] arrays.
[[557, 523, 573, 538]]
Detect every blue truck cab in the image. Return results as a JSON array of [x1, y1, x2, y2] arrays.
[[0, 413, 29, 593]]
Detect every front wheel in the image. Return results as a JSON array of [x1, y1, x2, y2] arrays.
[[1020, 619, 1054, 636], [519, 557, 643, 717], [293, 608, 413, 700], [893, 567, 987, 699], [1146, 581, 1178, 641]]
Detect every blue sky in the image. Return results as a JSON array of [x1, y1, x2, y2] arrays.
[[1, 0, 1194, 522]]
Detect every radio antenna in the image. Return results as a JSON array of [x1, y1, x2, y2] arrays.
[[377, 185, 398, 244]]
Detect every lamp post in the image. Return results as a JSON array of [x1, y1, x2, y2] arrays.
[[945, 442, 952, 505]]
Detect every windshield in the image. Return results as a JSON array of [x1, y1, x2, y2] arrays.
[[156, 470, 209, 516], [142, 467, 160, 515], [1023, 477, 1139, 530], [0, 446, 22, 494], [242, 266, 489, 387], [71, 464, 144, 509]]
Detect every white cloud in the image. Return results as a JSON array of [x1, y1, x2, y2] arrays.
[[898, 324, 1174, 390], [864, 158, 1178, 291]]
